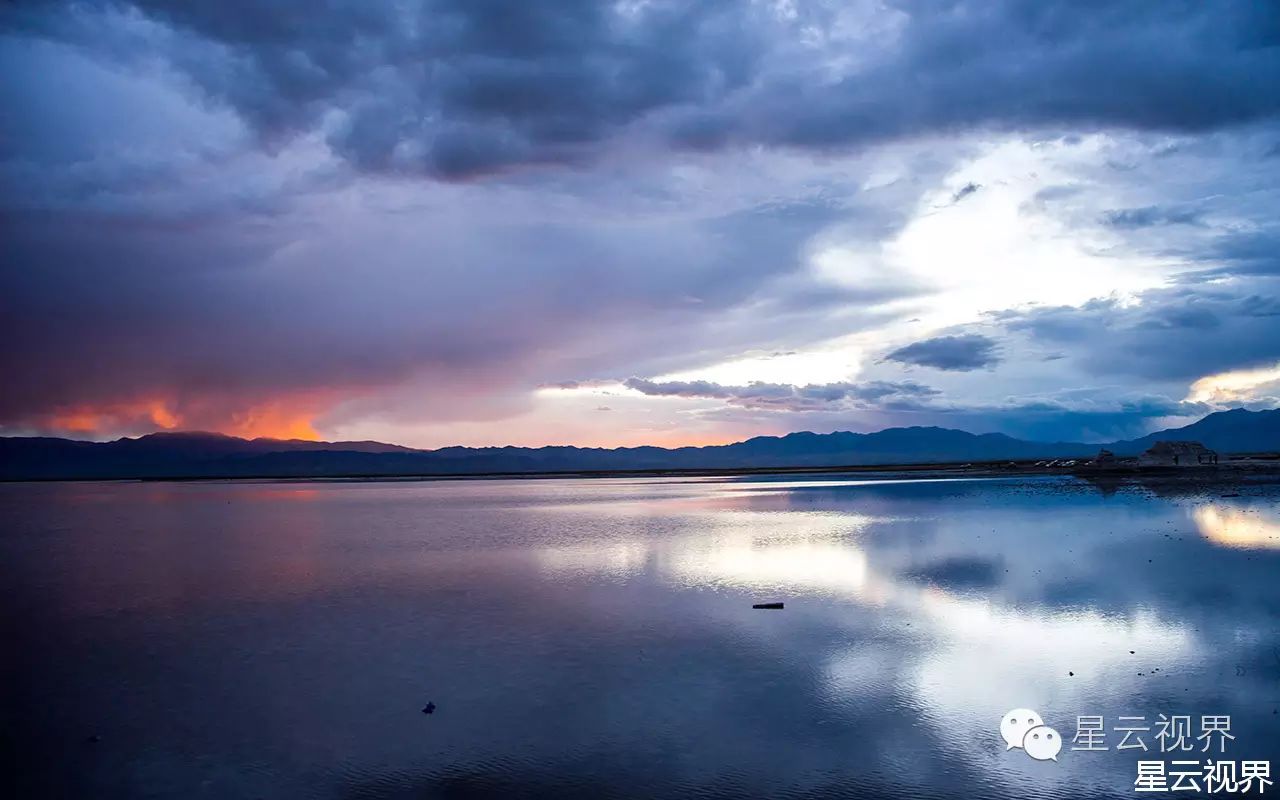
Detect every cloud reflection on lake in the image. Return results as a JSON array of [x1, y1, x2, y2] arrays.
[[1194, 503, 1280, 551]]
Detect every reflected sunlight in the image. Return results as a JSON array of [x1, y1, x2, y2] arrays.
[[666, 540, 871, 598], [1193, 504, 1280, 551], [535, 494, 1201, 767]]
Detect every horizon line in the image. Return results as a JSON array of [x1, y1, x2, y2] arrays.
[[3, 406, 1267, 452]]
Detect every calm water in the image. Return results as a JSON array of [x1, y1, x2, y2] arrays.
[[3, 474, 1279, 798]]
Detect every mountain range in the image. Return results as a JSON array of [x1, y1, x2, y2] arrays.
[[2, 408, 1278, 481]]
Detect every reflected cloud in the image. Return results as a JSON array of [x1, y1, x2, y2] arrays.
[[666, 540, 870, 598], [528, 474, 1244, 793], [536, 497, 1200, 713], [721, 477, 1004, 494], [533, 483, 1206, 793], [900, 556, 1002, 590], [1193, 504, 1280, 551], [15, 473, 1270, 800], [911, 598, 1191, 704], [537, 508, 878, 591], [536, 542, 652, 579]]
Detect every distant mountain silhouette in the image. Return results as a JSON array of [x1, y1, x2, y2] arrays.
[[2, 409, 1278, 480], [1109, 407, 1280, 454]]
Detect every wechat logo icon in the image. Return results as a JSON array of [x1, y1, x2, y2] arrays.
[[1001, 708, 1062, 761]]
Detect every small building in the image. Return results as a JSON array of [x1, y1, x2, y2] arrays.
[[1139, 440, 1218, 467], [1094, 448, 1117, 465]]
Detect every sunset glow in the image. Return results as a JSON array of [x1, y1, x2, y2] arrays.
[[223, 406, 321, 441], [48, 400, 181, 437], [42, 398, 318, 441], [1187, 363, 1280, 405]]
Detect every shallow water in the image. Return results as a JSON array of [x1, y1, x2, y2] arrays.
[[4, 474, 1278, 798]]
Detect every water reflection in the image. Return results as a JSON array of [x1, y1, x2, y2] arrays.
[[665, 539, 871, 597], [538, 497, 1201, 783], [3, 475, 1278, 800], [1194, 503, 1280, 550]]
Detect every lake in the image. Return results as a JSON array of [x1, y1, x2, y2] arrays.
[[4, 474, 1278, 798]]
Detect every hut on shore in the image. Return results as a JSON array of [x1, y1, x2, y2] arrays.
[[1138, 440, 1218, 467]]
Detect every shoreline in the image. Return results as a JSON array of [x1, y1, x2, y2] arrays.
[[6, 457, 1280, 486]]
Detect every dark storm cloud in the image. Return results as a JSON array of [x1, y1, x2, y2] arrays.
[[0, 180, 906, 433], [6, 0, 765, 180], [950, 182, 981, 204], [1191, 229, 1280, 277], [962, 392, 1216, 441], [3, 0, 1280, 443], [688, 386, 1210, 442], [0, 10, 939, 437], [883, 334, 1001, 371], [993, 281, 1280, 382], [1100, 205, 1204, 229], [666, 1, 1280, 158], [927, 396, 1213, 442], [624, 377, 940, 412], [0, 209, 544, 428], [6, 0, 1280, 180]]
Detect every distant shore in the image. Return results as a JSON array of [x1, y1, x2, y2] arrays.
[[7, 408, 1278, 483], [8, 455, 1280, 485]]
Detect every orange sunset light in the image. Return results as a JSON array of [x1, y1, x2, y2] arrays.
[[49, 400, 180, 435], [223, 405, 321, 441], [42, 398, 321, 441]]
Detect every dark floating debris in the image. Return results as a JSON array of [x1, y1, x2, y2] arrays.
[[421, 702, 437, 715], [1220, 493, 1241, 498], [752, 602, 784, 610]]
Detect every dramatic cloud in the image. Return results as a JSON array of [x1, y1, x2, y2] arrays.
[[5, 0, 1280, 180], [0, 181, 899, 436], [1, 0, 1279, 446], [1100, 205, 1204, 229], [624, 377, 940, 412], [646, 377, 1211, 442], [675, 384, 1213, 443], [1196, 229, 1280, 278], [883, 334, 1001, 371], [992, 282, 1280, 383]]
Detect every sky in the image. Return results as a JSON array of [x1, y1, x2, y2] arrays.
[[2, 0, 1280, 448]]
